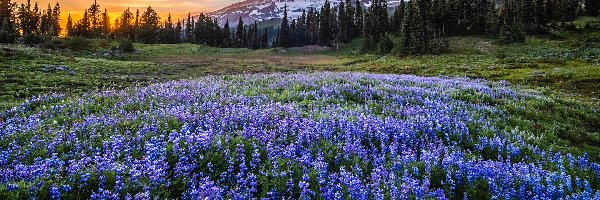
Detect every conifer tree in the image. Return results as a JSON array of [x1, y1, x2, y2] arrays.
[[391, 0, 405, 35], [74, 9, 90, 36], [139, 6, 160, 43], [185, 13, 193, 42], [337, 0, 348, 42], [261, 28, 269, 49], [134, 9, 140, 41], [354, 0, 363, 37], [522, 0, 537, 33], [223, 19, 231, 47], [344, 0, 355, 39], [319, 0, 332, 46], [115, 8, 134, 39], [51, 2, 60, 35], [279, 4, 291, 47], [0, 0, 18, 43], [88, 0, 101, 36], [397, 1, 415, 55], [175, 19, 182, 43], [40, 4, 51, 35], [101, 9, 110, 37], [31, 2, 40, 33], [236, 17, 245, 47], [66, 13, 73, 36]]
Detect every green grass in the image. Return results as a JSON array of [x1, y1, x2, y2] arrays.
[[326, 31, 600, 100]]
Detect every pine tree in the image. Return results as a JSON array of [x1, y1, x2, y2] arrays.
[[161, 13, 175, 43], [499, 0, 525, 44], [354, 0, 363, 37], [319, 0, 332, 46], [223, 19, 231, 47], [101, 9, 110, 37], [185, 13, 193, 42], [40, 4, 51, 35], [522, 0, 537, 33], [337, 0, 348, 42], [51, 2, 61, 35], [115, 8, 134, 39], [391, 0, 405, 35], [397, 1, 415, 55], [279, 4, 291, 47], [88, 0, 101, 36], [175, 19, 182, 43], [75, 9, 90, 36], [344, 0, 355, 39], [134, 9, 140, 41], [31, 2, 40, 34], [261, 28, 269, 49], [139, 6, 160, 43], [236, 17, 245, 47], [66, 13, 73, 36], [296, 10, 307, 46], [0, 0, 18, 43]]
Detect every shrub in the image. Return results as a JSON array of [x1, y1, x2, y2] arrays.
[[376, 35, 395, 55], [119, 39, 135, 53], [430, 38, 450, 55], [65, 37, 91, 51], [43, 37, 68, 50], [23, 34, 48, 45], [0, 20, 18, 44]]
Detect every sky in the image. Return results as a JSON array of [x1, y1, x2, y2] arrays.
[[14, 0, 236, 28]]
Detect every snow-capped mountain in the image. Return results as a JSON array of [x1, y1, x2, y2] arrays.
[[207, 0, 402, 26]]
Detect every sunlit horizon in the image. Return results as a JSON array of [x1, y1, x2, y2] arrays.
[[13, 0, 237, 30]]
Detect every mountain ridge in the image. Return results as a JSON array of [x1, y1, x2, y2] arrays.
[[206, 0, 402, 26]]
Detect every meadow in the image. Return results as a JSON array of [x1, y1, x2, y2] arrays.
[[1, 19, 600, 199]]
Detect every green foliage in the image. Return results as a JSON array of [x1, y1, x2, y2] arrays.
[[119, 39, 135, 53], [65, 37, 91, 51], [376, 34, 394, 54], [23, 34, 48, 45], [0, 22, 18, 44], [430, 38, 450, 54]]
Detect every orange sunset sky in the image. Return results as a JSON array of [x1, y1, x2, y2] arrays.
[[14, 0, 235, 28]]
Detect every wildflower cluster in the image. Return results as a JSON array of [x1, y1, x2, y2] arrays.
[[0, 73, 598, 199]]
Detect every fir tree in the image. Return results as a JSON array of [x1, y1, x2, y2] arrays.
[[279, 4, 291, 47], [319, 0, 332, 46], [391, 0, 405, 35], [175, 19, 182, 43], [101, 9, 110, 37], [0, 0, 18, 43], [66, 13, 73, 36], [337, 0, 348, 42], [88, 0, 101, 36], [261, 28, 269, 49], [51, 2, 61, 35], [223, 19, 231, 47], [344, 0, 355, 39], [354, 0, 363, 38], [235, 17, 245, 47], [139, 6, 160, 43]]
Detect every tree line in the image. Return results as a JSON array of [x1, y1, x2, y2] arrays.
[[275, 0, 599, 55], [1, 0, 599, 54], [0, 0, 270, 49]]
